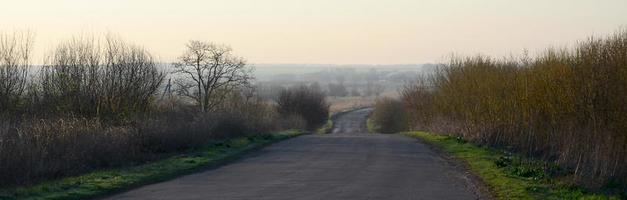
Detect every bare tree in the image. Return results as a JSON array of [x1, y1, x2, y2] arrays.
[[0, 31, 33, 113], [173, 41, 252, 112]]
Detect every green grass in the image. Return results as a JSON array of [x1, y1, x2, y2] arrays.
[[316, 119, 333, 134], [0, 130, 302, 200], [402, 131, 622, 200], [366, 118, 377, 133]]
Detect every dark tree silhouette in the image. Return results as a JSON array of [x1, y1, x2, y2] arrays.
[[173, 41, 252, 112]]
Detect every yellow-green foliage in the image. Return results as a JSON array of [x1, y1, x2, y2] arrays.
[[402, 29, 627, 187]]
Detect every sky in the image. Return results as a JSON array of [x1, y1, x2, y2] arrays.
[[1, 0, 626, 65]]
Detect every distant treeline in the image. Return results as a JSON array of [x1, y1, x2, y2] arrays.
[[254, 66, 430, 100], [400, 29, 627, 187]]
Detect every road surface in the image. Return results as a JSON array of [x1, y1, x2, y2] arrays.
[[106, 108, 482, 200]]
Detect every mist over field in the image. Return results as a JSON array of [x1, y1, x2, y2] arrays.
[[252, 64, 434, 95]]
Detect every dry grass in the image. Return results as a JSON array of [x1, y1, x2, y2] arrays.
[[328, 91, 398, 114], [328, 96, 374, 114], [0, 99, 280, 187]]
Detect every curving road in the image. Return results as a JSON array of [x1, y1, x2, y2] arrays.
[[105, 108, 482, 200]]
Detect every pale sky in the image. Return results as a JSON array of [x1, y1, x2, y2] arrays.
[[1, 0, 626, 64]]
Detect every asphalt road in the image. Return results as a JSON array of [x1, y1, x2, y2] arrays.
[[105, 108, 481, 200]]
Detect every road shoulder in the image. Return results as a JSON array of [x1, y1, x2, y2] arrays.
[[403, 131, 623, 200]]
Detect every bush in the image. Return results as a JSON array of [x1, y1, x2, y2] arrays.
[[0, 94, 280, 186], [370, 98, 407, 133], [401, 29, 627, 187], [0, 118, 138, 186], [37, 35, 164, 120], [211, 89, 280, 138], [276, 85, 329, 130]]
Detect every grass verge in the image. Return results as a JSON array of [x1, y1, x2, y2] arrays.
[[0, 130, 302, 200], [316, 119, 333, 134], [402, 131, 623, 200], [366, 118, 377, 133]]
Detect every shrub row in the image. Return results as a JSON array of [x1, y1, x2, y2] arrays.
[[401, 29, 627, 187], [0, 91, 281, 186]]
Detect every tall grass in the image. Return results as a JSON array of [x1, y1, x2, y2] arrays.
[[402, 29, 627, 187], [0, 90, 283, 186]]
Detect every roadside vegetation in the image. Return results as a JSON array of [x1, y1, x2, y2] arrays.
[[316, 120, 334, 134], [368, 98, 407, 133], [0, 131, 301, 200], [0, 32, 329, 193], [403, 132, 622, 200], [370, 28, 627, 198], [276, 85, 329, 131]]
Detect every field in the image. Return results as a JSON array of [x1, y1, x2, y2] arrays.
[[328, 91, 398, 114]]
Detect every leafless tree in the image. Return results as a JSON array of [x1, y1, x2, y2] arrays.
[[0, 31, 33, 113], [173, 41, 252, 112]]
